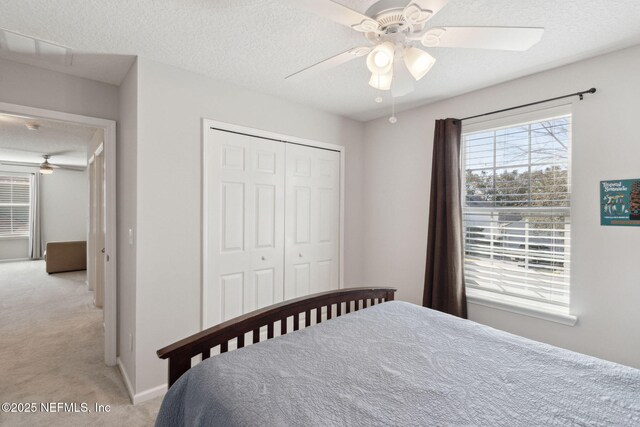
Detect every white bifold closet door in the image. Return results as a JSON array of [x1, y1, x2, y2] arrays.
[[204, 131, 286, 328], [204, 128, 340, 329], [284, 143, 340, 299]]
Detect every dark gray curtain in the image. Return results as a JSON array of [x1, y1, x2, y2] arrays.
[[423, 118, 467, 318]]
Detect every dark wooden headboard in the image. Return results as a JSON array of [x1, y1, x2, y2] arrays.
[[157, 287, 397, 386]]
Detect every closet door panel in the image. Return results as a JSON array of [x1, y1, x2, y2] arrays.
[[205, 126, 341, 328], [204, 130, 285, 328], [250, 138, 285, 309], [285, 144, 340, 300], [221, 273, 244, 321], [292, 263, 311, 297], [294, 187, 311, 244], [255, 185, 276, 249], [255, 268, 275, 309], [221, 182, 245, 252], [316, 259, 333, 293]]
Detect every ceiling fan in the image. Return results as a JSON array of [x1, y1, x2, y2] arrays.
[[0, 154, 85, 174], [285, 0, 544, 98]]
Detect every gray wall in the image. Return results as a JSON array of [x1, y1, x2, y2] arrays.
[[117, 60, 138, 392], [0, 165, 88, 260], [41, 168, 88, 244], [0, 238, 28, 260], [132, 57, 366, 393], [0, 60, 117, 262], [361, 45, 640, 369], [0, 58, 118, 121]]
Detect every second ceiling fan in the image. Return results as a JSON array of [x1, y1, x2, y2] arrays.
[[285, 0, 544, 97], [0, 154, 85, 174]]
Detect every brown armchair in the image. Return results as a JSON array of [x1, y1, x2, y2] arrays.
[[44, 241, 87, 274]]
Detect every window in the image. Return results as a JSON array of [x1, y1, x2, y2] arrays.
[[0, 174, 31, 238], [462, 108, 571, 316]]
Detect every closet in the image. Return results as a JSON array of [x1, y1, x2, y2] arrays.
[[203, 124, 341, 328]]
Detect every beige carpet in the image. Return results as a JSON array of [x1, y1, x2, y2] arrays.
[[0, 260, 161, 426]]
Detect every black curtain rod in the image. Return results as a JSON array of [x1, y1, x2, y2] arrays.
[[460, 87, 596, 121]]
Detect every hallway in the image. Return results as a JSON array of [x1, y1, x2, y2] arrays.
[[0, 260, 160, 426]]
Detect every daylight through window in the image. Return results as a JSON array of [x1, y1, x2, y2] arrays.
[[0, 174, 31, 238], [462, 110, 571, 313]]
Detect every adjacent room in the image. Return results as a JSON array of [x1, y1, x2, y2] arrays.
[[0, 0, 639, 426], [0, 113, 128, 417]]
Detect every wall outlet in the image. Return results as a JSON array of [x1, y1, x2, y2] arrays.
[[128, 228, 134, 245]]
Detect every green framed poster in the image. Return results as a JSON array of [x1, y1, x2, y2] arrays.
[[600, 179, 640, 226]]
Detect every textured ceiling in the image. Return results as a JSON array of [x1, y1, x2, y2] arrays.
[[0, 114, 97, 167], [1, 0, 640, 121]]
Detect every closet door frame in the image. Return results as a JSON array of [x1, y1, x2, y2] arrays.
[[201, 119, 345, 330]]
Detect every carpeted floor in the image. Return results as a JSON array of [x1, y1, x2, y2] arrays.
[[0, 260, 161, 426]]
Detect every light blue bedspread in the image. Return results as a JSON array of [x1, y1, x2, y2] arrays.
[[156, 301, 640, 426]]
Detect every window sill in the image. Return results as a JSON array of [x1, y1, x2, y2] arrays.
[[0, 235, 29, 241], [467, 294, 578, 326]]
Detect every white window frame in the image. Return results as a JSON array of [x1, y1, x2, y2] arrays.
[[462, 105, 577, 326], [0, 172, 31, 240]]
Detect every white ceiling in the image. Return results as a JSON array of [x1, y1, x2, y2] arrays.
[[1, 0, 640, 121], [0, 114, 97, 167]]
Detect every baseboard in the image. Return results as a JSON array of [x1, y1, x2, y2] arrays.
[[0, 257, 30, 263], [133, 383, 167, 405], [117, 358, 135, 403], [117, 358, 168, 405]]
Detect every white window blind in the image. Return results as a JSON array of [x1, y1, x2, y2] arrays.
[[0, 174, 31, 237], [462, 111, 571, 313]]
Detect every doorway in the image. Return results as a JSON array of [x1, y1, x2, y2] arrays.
[[89, 143, 106, 309], [0, 101, 117, 366]]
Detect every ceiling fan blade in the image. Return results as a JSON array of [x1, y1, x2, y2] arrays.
[[55, 164, 86, 172], [0, 160, 85, 171], [46, 150, 75, 156], [421, 27, 544, 51], [290, 0, 380, 33], [285, 47, 371, 82], [404, 0, 449, 24]]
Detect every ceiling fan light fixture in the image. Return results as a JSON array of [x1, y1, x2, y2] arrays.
[[366, 42, 395, 75], [39, 155, 54, 174], [286, 0, 544, 106], [39, 164, 53, 174], [368, 70, 393, 90], [403, 47, 436, 81], [391, 58, 416, 98], [374, 51, 390, 68]]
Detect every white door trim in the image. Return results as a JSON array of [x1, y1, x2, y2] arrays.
[[0, 101, 118, 366], [88, 155, 96, 293], [201, 119, 346, 329]]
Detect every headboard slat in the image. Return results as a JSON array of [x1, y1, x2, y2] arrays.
[[158, 287, 397, 387]]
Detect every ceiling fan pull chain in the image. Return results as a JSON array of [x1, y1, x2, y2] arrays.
[[389, 98, 397, 124]]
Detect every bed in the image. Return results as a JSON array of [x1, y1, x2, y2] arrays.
[[156, 288, 640, 426]]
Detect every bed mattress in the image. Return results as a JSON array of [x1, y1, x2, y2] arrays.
[[156, 301, 640, 426]]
